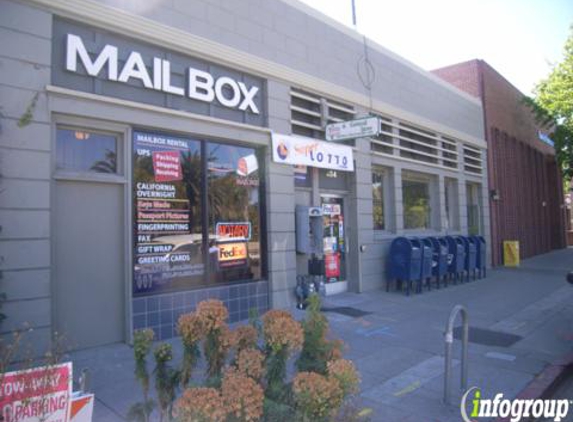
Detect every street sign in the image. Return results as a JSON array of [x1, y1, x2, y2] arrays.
[[325, 116, 380, 141]]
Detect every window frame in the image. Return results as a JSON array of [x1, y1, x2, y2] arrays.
[[371, 167, 387, 232], [402, 172, 433, 231], [131, 128, 267, 297], [53, 116, 126, 184]]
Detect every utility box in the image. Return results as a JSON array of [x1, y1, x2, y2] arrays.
[[295, 205, 324, 254]]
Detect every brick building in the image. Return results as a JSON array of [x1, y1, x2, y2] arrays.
[[433, 60, 567, 266]]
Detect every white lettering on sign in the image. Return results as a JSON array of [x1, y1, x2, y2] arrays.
[[65, 33, 260, 114]]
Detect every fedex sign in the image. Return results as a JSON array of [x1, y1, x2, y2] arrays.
[[65, 33, 260, 114]]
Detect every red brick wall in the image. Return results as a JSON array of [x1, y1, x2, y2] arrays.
[[432, 60, 566, 266]]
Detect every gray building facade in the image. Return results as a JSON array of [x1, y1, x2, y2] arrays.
[[0, 0, 489, 351]]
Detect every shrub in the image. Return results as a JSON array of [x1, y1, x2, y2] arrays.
[[261, 309, 303, 401], [153, 343, 180, 422], [327, 359, 360, 398], [232, 325, 258, 354], [292, 371, 343, 422], [177, 313, 204, 387], [197, 300, 232, 381], [235, 348, 265, 382], [174, 387, 227, 422], [297, 295, 345, 375], [222, 369, 264, 422]]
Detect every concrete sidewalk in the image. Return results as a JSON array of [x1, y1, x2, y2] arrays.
[[68, 247, 573, 422]]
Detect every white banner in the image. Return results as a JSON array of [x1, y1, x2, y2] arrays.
[[271, 133, 354, 172]]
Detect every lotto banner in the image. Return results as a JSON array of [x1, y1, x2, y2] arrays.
[[271, 133, 354, 172]]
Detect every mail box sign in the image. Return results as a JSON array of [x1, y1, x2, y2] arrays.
[[65, 34, 260, 114], [216, 222, 252, 242], [52, 19, 266, 126]]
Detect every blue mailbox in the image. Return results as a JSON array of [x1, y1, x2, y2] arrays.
[[460, 236, 477, 281], [410, 237, 433, 293], [472, 235, 487, 278], [387, 237, 422, 295], [445, 236, 465, 283], [427, 236, 449, 288]]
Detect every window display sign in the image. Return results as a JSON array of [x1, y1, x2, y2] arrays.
[[218, 243, 248, 267], [152, 151, 182, 182], [133, 131, 203, 296], [0, 363, 72, 422], [216, 222, 251, 242], [325, 253, 340, 279], [271, 133, 354, 172]]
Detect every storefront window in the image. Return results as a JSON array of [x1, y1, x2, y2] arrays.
[[403, 178, 431, 230], [208, 143, 261, 283], [445, 178, 460, 231], [294, 165, 312, 188], [132, 130, 264, 297], [372, 170, 385, 230], [56, 127, 118, 173], [467, 182, 482, 235], [133, 131, 203, 296]]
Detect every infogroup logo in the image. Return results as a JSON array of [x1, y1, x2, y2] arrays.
[[461, 387, 571, 422]]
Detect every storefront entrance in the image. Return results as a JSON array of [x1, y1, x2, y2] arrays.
[[321, 196, 347, 284]]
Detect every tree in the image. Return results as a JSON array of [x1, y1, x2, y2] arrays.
[[531, 24, 573, 181]]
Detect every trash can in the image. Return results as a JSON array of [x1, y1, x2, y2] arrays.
[[427, 236, 449, 288], [472, 235, 487, 278], [445, 236, 465, 283], [459, 236, 477, 281], [387, 237, 422, 296]]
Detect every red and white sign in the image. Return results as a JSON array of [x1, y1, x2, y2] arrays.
[[216, 222, 251, 241], [0, 363, 72, 422], [152, 151, 182, 182], [218, 242, 248, 267], [325, 253, 340, 279], [69, 394, 94, 422]]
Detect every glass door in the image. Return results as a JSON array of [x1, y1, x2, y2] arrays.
[[321, 196, 346, 283]]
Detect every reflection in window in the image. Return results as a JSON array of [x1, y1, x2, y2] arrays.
[[208, 143, 261, 284], [56, 128, 118, 173], [403, 179, 431, 229], [372, 170, 385, 230]]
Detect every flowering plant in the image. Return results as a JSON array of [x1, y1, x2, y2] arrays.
[[327, 359, 360, 397], [221, 370, 264, 422], [262, 309, 303, 354], [235, 348, 265, 381], [196, 299, 228, 332], [232, 325, 258, 353], [292, 371, 343, 421], [177, 313, 204, 387], [174, 387, 227, 422]]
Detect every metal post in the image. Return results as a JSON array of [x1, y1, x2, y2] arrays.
[[443, 305, 469, 405]]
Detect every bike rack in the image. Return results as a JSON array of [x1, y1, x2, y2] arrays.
[[443, 304, 469, 405]]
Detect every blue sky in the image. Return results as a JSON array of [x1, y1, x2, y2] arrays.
[[298, 0, 573, 95]]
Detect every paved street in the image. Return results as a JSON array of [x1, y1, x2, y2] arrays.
[[68, 247, 573, 422]]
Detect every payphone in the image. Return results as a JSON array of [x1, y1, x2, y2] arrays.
[[295, 205, 324, 254]]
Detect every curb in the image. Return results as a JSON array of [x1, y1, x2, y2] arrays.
[[494, 352, 573, 422]]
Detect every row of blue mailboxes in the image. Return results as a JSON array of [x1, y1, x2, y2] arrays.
[[387, 235, 487, 285]]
